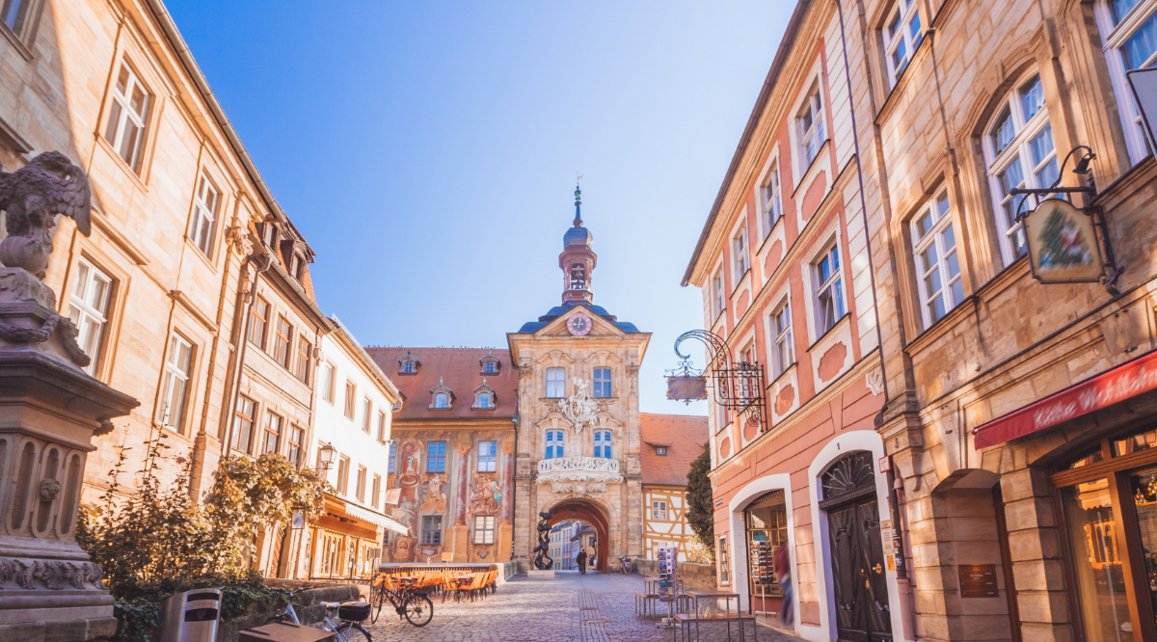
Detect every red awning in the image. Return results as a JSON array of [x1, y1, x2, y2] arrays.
[[973, 349, 1157, 449]]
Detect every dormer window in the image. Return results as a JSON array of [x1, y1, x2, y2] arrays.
[[473, 380, 497, 410], [480, 352, 501, 375], [656, 447, 668, 456], [262, 222, 277, 248], [289, 253, 304, 280], [398, 352, 419, 375], [429, 378, 453, 410]]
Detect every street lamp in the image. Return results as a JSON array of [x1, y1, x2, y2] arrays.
[[318, 443, 336, 472]]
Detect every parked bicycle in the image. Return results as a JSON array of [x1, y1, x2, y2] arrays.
[[265, 588, 374, 641], [369, 575, 435, 627], [618, 555, 633, 574]]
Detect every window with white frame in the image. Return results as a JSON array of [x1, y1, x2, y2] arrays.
[[733, 224, 749, 282], [103, 62, 151, 172], [759, 162, 783, 238], [769, 299, 794, 378], [882, 0, 924, 86], [593, 367, 612, 398], [813, 242, 845, 336], [545, 367, 566, 398], [355, 465, 367, 502], [362, 398, 373, 433], [477, 441, 497, 472], [984, 72, 1058, 266], [188, 173, 219, 256], [68, 258, 113, 376], [160, 334, 193, 433], [1097, 0, 1157, 164], [797, 82, 826, 169], [377, 410, 387, 443], [652, 500, 668, 521], [545, 430, 565, 459], [594, 430, 612, 458], [476, 391, 492, 408], [434, 392, 449, 408], [321, 363, 334, 403], [711, 267, 726, 320], [912, 191, 964, 326]]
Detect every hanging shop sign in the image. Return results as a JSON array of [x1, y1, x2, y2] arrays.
[[1023, 199, 1104, 284], [972, 349, 1157, 448], [667, 374, 707, 402]]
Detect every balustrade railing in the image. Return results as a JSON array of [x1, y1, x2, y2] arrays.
[[537, 456, 619, 475]]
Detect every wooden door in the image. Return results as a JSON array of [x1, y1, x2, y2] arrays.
[[829, 499, 892, 642]]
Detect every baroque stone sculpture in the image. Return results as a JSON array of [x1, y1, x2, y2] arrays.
[[0, 151, 137, 642], [0, 151, 91, 279], [532, 510, 554, 570]]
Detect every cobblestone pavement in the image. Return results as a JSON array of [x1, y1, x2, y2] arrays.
[[363, 572, 804, 642]]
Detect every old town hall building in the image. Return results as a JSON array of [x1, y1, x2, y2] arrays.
[[369, 188, 705, 569]]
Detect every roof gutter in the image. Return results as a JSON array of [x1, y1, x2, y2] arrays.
[[681, 0, 813, 287], [142, 0, 314, 255]]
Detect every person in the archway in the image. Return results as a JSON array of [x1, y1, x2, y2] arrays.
[[576, 549, 588, 575]]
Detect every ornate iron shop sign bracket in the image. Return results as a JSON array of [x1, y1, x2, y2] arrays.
[[666, 329, 769, 434], [1010, 145, 1123, 296]]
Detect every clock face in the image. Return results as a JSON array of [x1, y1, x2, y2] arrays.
[[568, 313, 592, 336]]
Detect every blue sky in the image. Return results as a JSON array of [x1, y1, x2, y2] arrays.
[[167, 1, 787, 415]]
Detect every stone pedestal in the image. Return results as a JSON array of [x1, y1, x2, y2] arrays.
[[526, 570, 555, 579], [0, 268, 138, 642]]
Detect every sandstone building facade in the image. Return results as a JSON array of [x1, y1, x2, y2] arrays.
[[688, 0, 1157, 641]]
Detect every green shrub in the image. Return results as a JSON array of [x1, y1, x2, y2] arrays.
[[78, 431, 327, 641]]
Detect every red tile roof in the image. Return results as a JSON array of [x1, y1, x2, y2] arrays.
[[639, 413, 708, 486], [364, 347, 518, 421]]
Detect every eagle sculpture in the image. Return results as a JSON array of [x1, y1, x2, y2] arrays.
[[0, 151, 91, 279]]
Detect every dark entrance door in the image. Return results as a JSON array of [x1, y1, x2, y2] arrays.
[[821, 452, 892, 642]]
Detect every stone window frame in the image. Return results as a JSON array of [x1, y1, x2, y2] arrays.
[[355, 464, 367, 503], [473, 380, 497, 410], [272, 314, 294, 369], [248, 295, 270, 351], [376, 410, 387, 443], [791, 76, 828, 183], [336, 455, 350, 495], [652, 500, 668, 521], [754, 144, 784, 244], [732, 217, 750, 286], [545, 429, 565, 459], [880, 0, 925, 88], [101, 57, 155, 176], [477, 441, 497, 472], [294, 334, 312, 384], [231, 394, 257, 455], [545, 367, 567, 399], [361, 397, 373, 433], [429, 379, 454, 410], [287, 425, 304, 468], [593, 430, 612, 459], [802, 227, 849, 345], [344, 380, 357, 419], [426, 441, 447, 473], [67, 256, 115, 378], [321, 361, 335, 404], [159, 332, 195, 435], [909, 189, 965, 329], [711, 262, 727, 324], [592, 367, 613, 398], [261, 410, 283, 455], [981, 69, 1058, 268], [0, 0, 45, 55], [371, 474, 381, 509], [398, 351, 420, 375], [421, 516, 444, 546], [187, 170, 221, 258], [1095, 0, 1157, 165], [766, 289, 795, 381]]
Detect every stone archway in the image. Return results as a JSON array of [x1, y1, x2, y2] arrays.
[[546, 498, 610, 572]]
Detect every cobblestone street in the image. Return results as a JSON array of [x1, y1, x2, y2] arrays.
[[363, 572, 802, 642]]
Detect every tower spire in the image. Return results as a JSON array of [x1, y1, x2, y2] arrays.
[[574, 180, 582, 226]]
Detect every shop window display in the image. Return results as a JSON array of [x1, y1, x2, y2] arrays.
[[744, 490, 788, 614]]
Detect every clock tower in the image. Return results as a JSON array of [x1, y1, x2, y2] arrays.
[[507, 187, 650, 572]]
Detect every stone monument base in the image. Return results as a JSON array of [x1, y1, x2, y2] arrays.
[[526, 570, 556, 579]]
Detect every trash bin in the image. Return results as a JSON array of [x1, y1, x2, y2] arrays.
[[159, 588, 222, 642], [238, 622, 336, 642]]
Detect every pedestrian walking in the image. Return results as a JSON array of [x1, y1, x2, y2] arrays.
[[774, 544, 793, 625], [576, 549, 588, 575]]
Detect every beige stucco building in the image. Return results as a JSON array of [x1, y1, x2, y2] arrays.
[[507, 187, 651, 572]]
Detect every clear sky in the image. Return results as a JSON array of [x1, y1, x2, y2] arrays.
[[166, 1, 788, 416]]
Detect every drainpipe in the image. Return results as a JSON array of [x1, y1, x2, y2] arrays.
[[834, 1, 916, 639], [220, 249, 275, 459]]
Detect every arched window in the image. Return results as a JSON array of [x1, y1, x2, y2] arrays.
[[546, 367, 566, 398], [594, 430, 612, 458], [984, 72, 1058, 266], [546, 430, 565, 459]]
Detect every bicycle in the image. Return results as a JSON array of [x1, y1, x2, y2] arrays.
[[264, 588, 374, 641], [369, 575, 434, 627], [617, 555, 632, 574]]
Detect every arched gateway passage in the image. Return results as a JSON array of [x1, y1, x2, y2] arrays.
[[547, 499, 610, 572]]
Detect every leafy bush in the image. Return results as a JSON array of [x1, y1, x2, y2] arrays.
[[78, 431, 327, 641]]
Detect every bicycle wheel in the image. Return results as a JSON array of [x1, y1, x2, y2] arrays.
[[336, 621, 372, 641], [370, 587, 385, 624], [403, 593, 434, 627]]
